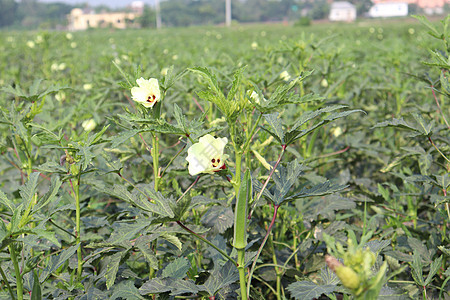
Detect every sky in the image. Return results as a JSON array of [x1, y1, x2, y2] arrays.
[[37, 0, 155, 8]]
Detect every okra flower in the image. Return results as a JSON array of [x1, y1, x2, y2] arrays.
[[186, 134, 229, 176], [131, 77, 161, 108]]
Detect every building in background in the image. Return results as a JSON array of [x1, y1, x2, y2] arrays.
[[67, 1, 143, 30], [368, 2, 408, 17], [329, 1, 357, 22], [371, 0, 449, 15]]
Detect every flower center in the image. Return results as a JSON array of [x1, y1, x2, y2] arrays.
[[211, 158, 222, 168], [147, 94, 156, 103]]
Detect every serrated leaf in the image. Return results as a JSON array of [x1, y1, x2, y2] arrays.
[[34, 176, 61, 212], [135, 243, 158, 270], [319, 267, 339, 286], [139, 278, 172, 295], [287, 281, 336, 300], [173, 103, 188, 133], [412, 15, 441, 38], [30, 228, 61, 247], [19, 172, 40, 212], [408, 237, 431, 262], [410, 251, 424, 286], [110, 280, 145, 300], [263, 113, 285, 144], [110, 129, 141, 148], [106, 251, 126, 290], [201, 261, 239, 296], [289, 181, 347, 201], [170, 279, 199, 296], [201, 206, 234, 233], [40, 244, 79, 282], [226, 66, 246, 103], [159, 233, 183, 251], [0, 190, 14, 213], [162, 257, 190, 279], [271, 160, 308, 205], [411, 113, 433, 136], [424, 255, 443, 286]]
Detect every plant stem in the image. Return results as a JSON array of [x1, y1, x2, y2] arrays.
[[9, 244, 23, 300], [427, 136, 450, 164], [151, 133, 160, 192], [71, 173, 83, 281], [248, 145, 286, 219], [176, 221, 236, 266], [237, 250, 247, 300], [268, 235, 282, 300], [0, 264, 15, 300], [247, 204, 280, 297], [431, 84, 450, 129]]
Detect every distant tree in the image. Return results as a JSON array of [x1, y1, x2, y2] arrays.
[[310, 0, 329, 20], [138, 6, 156, 28], [0, 0, 18, 27]]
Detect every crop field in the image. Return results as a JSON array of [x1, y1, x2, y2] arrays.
[[0, 16, 449, 300]]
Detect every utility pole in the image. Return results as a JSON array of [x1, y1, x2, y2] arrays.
[[225, 0, 231, 26]]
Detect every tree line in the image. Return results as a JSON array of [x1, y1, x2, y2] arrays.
[[0, 0, 440, 29]]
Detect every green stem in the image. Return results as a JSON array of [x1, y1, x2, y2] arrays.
[[237, 250, 248, 300], [176, 221, 236, 266], [242, 112, 262, 155], [72, 173, 83, 281], [428, 136, 450, 164], [9, 244, 23, 300], [247, 204, 280, 297], [0, 264, 15, 300], [248, 145, 286, 218], [152, 133, 160, 192], [269, 235, 282, 300]]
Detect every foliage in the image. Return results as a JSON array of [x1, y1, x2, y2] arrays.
[[0, 16, 449, 300]]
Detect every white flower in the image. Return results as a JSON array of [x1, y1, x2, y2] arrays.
[[82, 119, 96, 131], [160, 67, 169, 76], [27, 41, 35, 48], [70, 42, 77, 48], [186, 134, 229, 176], [131, 77, 161, 108], [280, 71, 291, 81], [83, 83, 93, 91], [249, 90, 265, 105], [251, 42, 258, 50], [66, 33, 73, 40], [321, 78, 328, 88]]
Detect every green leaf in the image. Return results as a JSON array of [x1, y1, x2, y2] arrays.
[[19, 172, 40, 213], [412, 15, 442, 39], [34, 176, 61, 212], [135, 243, 158, 270], [162, 257, 190, 279], [226, 66, 246, 103], [159, 233, 183, 251], [0, 190, 14, 213], [424, 255, 443, 286], [287, 281, 336, 300], [139, 278, 172, 295], [30, 228, 61, 247], [110, 280, 145, 300], [270, 160, 308, 205], [110, 129, 141, 148], [201, 261, 239, 296], [106, 251, 126, 290], [170, 279, 199, 296], [410, 251, 424, 286], [40, 244, 79, 282], [262, 113, 285, 144]]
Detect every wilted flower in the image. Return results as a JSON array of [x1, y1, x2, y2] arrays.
[[131, 77, 161, 108], [82, 119, 96, 131], [186, 134, 229, 176], [280, 70, 291, 81]]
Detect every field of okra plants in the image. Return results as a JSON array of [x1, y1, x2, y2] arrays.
[[0, 15, 449, 300]]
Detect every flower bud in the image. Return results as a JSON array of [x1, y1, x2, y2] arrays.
[[335, 265, 361, 290]]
